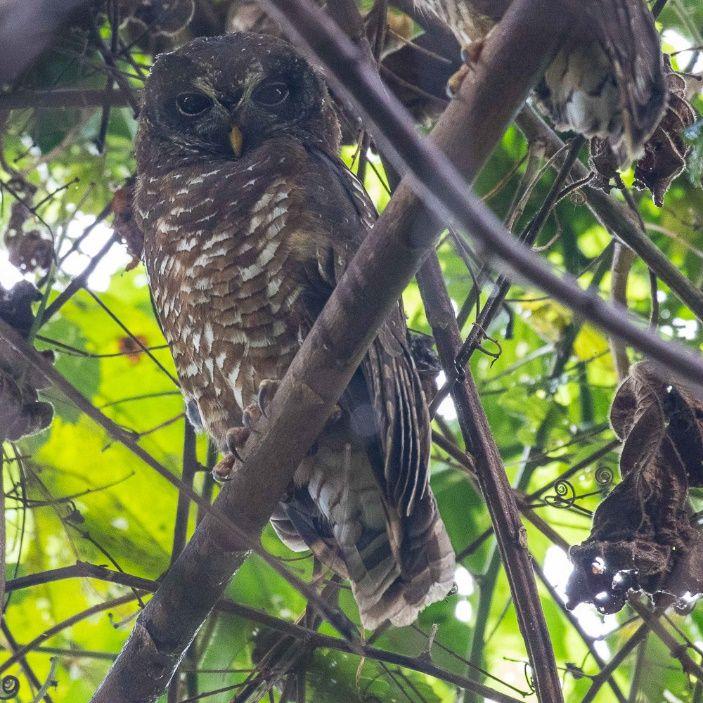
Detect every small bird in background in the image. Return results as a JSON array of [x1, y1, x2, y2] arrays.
[[134, 33, 455, 629], [416, 0, 667, 164]]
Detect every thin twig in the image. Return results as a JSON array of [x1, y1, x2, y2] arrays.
[[629, 598, 703, 681], [609, 243, 636, 380], [39, 233, 118, 326], [88, 17, 141, 115], [431, 137, 585, 414], [531, 561, 628, 703], [6, 562, 156, 593], [170, 420, 197, 564], [417, 253, 564, 702], [0, 594, 141, 676], [0, 622, 54, 703], [0, 449, 5, 630]]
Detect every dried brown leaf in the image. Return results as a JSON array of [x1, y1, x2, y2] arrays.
[[566, 362, 703, 613], [2, 178, 53, 273], [0, 282, 54, 440]]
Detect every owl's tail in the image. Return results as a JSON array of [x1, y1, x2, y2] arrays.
[[350, 490, 456, 630], [271, 452, 455, 630]]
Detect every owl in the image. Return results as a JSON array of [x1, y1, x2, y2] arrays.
[[418, 0, 667, 163], [134, 33, 455, 629]]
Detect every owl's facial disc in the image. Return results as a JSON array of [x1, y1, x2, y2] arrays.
[[137, 33, 341, 169]]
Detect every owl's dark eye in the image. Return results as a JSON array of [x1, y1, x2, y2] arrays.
[[176, 92, 213, 116], [251, 81, 290, 108]]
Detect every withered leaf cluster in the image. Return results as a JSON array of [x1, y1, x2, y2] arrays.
[[566, 362, 703, 614], [3, 178, 53, 273], [590, 56, 697, 207], [632, 56, 697, 206], [0, 282, 53, 441]]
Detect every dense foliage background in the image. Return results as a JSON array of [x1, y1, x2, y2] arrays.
[[1, 0, 703, 701]]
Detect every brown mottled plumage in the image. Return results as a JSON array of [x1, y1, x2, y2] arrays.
[[418, 0, 667, 163], [135, 33, 455, 629]]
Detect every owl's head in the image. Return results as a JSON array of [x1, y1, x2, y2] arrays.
[[136, 33, 341, 171]]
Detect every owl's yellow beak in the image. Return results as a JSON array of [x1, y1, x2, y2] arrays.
[[229, 125, 244, 158]]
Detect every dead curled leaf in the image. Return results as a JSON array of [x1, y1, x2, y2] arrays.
[[118, 334, 149, 364], [7, 228, 53, 273], [0, 282, 54, 441], [565, 361, 703, 614], [633, 56, 697, 207], [3, 178, 53, 273]]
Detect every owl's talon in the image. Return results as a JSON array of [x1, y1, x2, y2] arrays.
[[242, 403, 262, 429], [461, 38, 484, 64], [212, 454, 238, 483], [326, 403, 344, 429], [226, 426, 251, 457], [447, 39, 485, 97], [446, 64, 469, 97], [257, 378, 280, 418]]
